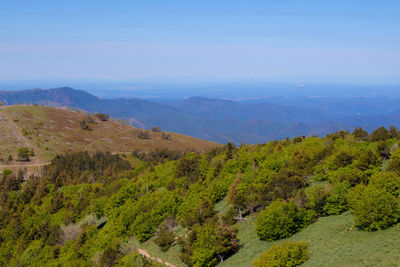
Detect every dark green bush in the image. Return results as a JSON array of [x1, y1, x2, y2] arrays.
[[154, 224, 175, 252], [255, 200, 315, 241], [253, 241, 309, 267]]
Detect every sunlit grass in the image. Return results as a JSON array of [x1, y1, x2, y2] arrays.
[[220, 211, 400, 267]]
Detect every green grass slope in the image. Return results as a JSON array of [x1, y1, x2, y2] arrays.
[[220, 211, 400, 267]]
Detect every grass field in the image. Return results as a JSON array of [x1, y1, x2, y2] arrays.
[[220, 211, 400, 267]]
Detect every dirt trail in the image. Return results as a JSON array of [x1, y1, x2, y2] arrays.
[[137, 249, 177, 267], [0, 162, 49, 169]]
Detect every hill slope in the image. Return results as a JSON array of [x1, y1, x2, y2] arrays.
[[0, 105, 220, 165], [1, 129, 400, 266]]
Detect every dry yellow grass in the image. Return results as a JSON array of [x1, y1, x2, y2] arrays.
[[0, 105, 221, 167]]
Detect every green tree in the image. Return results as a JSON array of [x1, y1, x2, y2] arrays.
[[369, 127, 390, 142], [389, 126, 400, 139], [352, 127, 368, 141]]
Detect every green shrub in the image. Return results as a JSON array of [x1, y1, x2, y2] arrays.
[[17, 147, 34, 161], [323, 181, 350, 215], [369, 171, 400, 197], [332, 151, 354, 169], [387, 158, 400, 176], [2, 169, 12, 177], [328, 167, 367, 185], [180, 221, 238, 267], [347, 184, 400, 231], [253, 241, 309, 267], [255, 200, 315, 241], [305, 184, 329, 216], [353, 149, 380, 171], [154, 224, 175, 252]]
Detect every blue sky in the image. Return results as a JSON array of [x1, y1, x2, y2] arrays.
[[1, 0, 399, 83]]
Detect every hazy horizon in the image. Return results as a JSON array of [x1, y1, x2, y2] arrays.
[[1, 1, 399, 83]]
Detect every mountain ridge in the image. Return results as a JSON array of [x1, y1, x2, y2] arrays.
[[2, 87, 400, 144]]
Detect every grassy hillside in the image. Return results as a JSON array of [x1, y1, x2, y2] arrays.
[[0, 105, 220, 166], [220, 211, 400, 266]]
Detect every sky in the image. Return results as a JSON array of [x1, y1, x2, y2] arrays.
[[1, 0, 400, 84]]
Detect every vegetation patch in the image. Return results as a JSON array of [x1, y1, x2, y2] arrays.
[[253, 241, 309, 267]]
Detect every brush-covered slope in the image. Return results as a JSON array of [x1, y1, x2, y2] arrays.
[[2, 127, 400, 266], [0, 105, 220, 164]]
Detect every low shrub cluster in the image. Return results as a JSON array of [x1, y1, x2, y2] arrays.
[[253, 241, 309, 267]]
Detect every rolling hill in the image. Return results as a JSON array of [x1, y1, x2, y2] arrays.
[[2, 87, 400, 144], [0, 105, 220, 167]]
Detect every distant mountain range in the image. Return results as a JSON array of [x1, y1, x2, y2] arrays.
[[1, 87, 400, 144]]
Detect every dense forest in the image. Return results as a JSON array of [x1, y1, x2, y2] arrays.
[[1, 126, 400, 266]]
